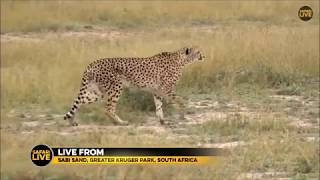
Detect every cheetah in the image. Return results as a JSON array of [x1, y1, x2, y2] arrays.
[[64, 47, 204, 126]]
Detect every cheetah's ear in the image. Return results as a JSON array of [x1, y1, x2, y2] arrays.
[[185, 48, 190, 55]]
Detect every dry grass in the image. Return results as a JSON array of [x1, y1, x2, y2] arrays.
[[1, 1, 319, 180], [1, 24, 319, 109], [1, 1, 319, 33], [1, 1, 319, 109]]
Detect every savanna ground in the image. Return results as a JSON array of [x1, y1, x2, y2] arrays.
[[1, 1, 319, 180]]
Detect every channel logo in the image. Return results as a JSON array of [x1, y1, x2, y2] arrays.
[[31, 144, 53, 166]]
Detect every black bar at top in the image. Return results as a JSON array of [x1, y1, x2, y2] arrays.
[[51, 148, 225, 156]]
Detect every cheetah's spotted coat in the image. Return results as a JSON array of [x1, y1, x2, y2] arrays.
[[64, 47, 204, 126]]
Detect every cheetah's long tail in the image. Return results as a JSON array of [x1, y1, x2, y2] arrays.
[[63, 69, 93, 122], [63, 87, 85, 121]]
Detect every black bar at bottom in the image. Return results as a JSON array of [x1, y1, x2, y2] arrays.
[[52, 148, 226, 156]]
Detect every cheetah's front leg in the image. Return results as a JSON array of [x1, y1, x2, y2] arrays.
[[167, 93, 186, 120], [153, 95, 165, 124]]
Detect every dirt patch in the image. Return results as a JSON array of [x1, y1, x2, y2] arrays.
[[2, 90, 319, 151], [2, 90, 319, 179], [199, 141, 246, 148], [1, 29, 135, 43], [238, 171, 291, 180]]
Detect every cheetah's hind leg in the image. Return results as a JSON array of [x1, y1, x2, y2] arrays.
[[64, 82, 104, 126], [104, 82, 128, 126]]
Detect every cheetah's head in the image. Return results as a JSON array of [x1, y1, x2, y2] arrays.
[[178, 47, 205, 64]]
